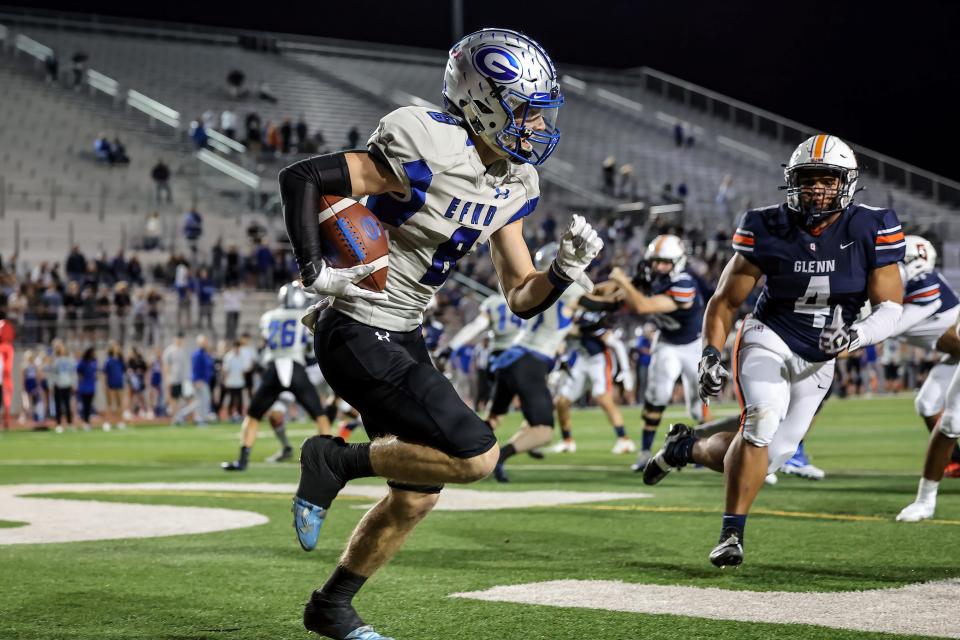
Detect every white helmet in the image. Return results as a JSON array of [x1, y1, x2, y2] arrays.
[[277, 281, 307, 309], [784, 134, 859, 226], [443, 28, 563, 166], [644, 234, 686, 278], [900, 234, 937, 281]]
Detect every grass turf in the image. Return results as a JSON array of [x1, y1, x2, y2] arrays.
[[1, 395, 958, 640]]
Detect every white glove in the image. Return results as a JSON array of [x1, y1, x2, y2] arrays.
[[615, 369, 636, 393], [300, 263, 387, 334], [819, 306, 855, 355], [554, 214, 603, 292], [698, 346, 728, 404]]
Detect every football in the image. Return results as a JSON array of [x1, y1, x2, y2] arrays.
[[317, 195, 389, 291]]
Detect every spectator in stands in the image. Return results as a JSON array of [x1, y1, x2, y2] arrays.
[[245, 112, 262, 153], [196, 268, 216, 330], [80, 284, 97, 342], [602, 156, 616, 195], [144, 211, 163, 250], [44, 51, 58, 84], [280, 118, 293, 154], [189, 118, 209, 150], [76, 347, 97, 430], [225, 244, 242, 287], [103, 342, 126, 430], [94, 284, 112, 340], [40, 283, 62, 343], [146, 287, 163, 346], [131, 289, 146, 343], [94, 133, 115, 164], [62, 281, 80, 339], [222, 285, 243, 341], [70, 51, 87, 89], [347, 126, 361, 149], [174, 263, 193, 330], [66, 246, 87, 282], [111, 138, 130, 164], [254, 240, 274, 290], [162, 332, 187, 418], [149, 349, 164, 416], [673, 122, 684, 147], [617, 163, 636, 200], [264, 121, 281, 154], [114, 281, 131, 344], [51, 340, 77, 431], [295, 114, 308, 148], [220, 109, 237, 140], [151, 160, 172, 204], [127, 346, 148, 418], [714, 174, 736, 219], [226, 69, 246, 98], [173, 334, 214, 427], [183, 209, 203, 261], [202, 110, 217, 132]]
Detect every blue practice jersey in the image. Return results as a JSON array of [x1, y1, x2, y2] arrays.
[[733, 203, 905, 362], [647, 272, 704, 345], [904, 270, 959, 312]]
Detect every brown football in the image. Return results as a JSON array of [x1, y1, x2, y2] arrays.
[[317, 195, 389, 291]]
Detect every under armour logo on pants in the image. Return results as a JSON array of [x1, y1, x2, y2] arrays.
[[375, 331, 390, 342]]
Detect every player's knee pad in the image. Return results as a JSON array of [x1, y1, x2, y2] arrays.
[[739, 403, 780, 447], [642, 402, 665, 426], [938, 413, 960, 439]]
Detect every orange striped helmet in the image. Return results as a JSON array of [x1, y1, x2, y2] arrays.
[[784, 134, 859, 225]]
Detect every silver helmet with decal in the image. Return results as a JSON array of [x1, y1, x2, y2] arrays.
[[443, 28, 563, 166]]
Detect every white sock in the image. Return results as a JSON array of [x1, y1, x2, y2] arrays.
[[917, 477, 940, 504]]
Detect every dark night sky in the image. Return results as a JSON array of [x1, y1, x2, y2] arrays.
[[11, 0, 960, 180]]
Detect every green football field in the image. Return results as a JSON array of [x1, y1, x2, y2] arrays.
[[1, 395, 959, 640]]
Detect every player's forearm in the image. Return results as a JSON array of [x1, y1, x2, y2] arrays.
[[894, 300, 941, 335], [448, 314, 491, 350], [850, 301, 903, 349], [278, 153, 353, 285], [703, 296, 738, 352], [507, 266, 571, 319]]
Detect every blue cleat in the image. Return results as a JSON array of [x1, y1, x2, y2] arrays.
[[293, 496, 327, 551], [344, 626, 395, 640]]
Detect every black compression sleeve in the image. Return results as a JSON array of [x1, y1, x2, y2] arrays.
[[514, 263, 571, 320], [278, 153, 353, 285]]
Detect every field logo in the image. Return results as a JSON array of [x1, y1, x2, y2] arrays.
[[473, 46, 521, 84]]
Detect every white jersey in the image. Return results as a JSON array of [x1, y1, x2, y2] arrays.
[[480, 293, 524, 352], [259, 307, 310, 366], [332, 106, 541, 332], [512, 284, 585, 360]]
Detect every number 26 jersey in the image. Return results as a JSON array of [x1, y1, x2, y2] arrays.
[[732, 203, 905, 362]]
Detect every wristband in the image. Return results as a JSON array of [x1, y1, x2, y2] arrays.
[[547, 261, 573, 290], [702, 345, 722, 362]]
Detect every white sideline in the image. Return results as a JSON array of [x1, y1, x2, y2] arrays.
[[0, 483, 650, 545], [452, 579, 960, 638]]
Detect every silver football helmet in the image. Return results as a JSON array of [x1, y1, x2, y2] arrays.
[[278, 281, 307, 309], [784, 134, 859, 226], [534, 241, 560, 271], [443, 28, 563, 166]]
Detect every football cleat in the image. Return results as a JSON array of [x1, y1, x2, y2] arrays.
[[493, 463, 510, 483], [781, 449, 825, 480], [266, 446, 294, 463], [709, 529, 744, 568], [221, 460, 246, 472], [630, 450, 652, 473], [611, 438, 637, 455], [896, 500, 935, 522], [642, 423, 694, 486], [764, 473, 778, 485], [944, 462, 960, 478], [293, 496, 327, 551], [527, 448, 545, 460], [550, 439, 577, 453], [304, 592, 395, 640]]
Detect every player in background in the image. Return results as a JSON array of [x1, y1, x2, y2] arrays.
[[643, 135, 904, 567], [608, 234, 705, 470], [554, 289, 634, 454], [437, 288, 524, 410], [222, 282, 331, 471], [281, 29, 601, 640], [894, 235, 960, 521]]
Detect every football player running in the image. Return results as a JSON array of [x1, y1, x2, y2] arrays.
[[609, 234, 705, 470], [643, 135, 904, 567], [222, 282, 331, 471], [894, 236, 960, 522], [280, 29, 601, 640]]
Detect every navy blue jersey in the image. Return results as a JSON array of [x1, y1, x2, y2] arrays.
[[904, 270, 959, 312], [577, 309, 610, 356], [648, 272, 704, 345], [733, 203, 905, 362]]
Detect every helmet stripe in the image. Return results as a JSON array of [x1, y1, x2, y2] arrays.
[[654, 235, 667, 255], [812, 134, 827, 160]]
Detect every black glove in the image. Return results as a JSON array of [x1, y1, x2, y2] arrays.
[[698, 345, 729, 402]]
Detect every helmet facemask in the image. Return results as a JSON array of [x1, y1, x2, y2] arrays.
[[785, 165, 858, 227], [492, 83, 563, 165]]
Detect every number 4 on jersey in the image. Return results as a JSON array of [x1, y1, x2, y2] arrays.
[[795, 275, 831, 328]]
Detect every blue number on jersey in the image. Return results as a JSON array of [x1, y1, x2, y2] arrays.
[[420, 226, 482, 286], [266, 319, 298, 349], [496, 303, 523, 331]]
